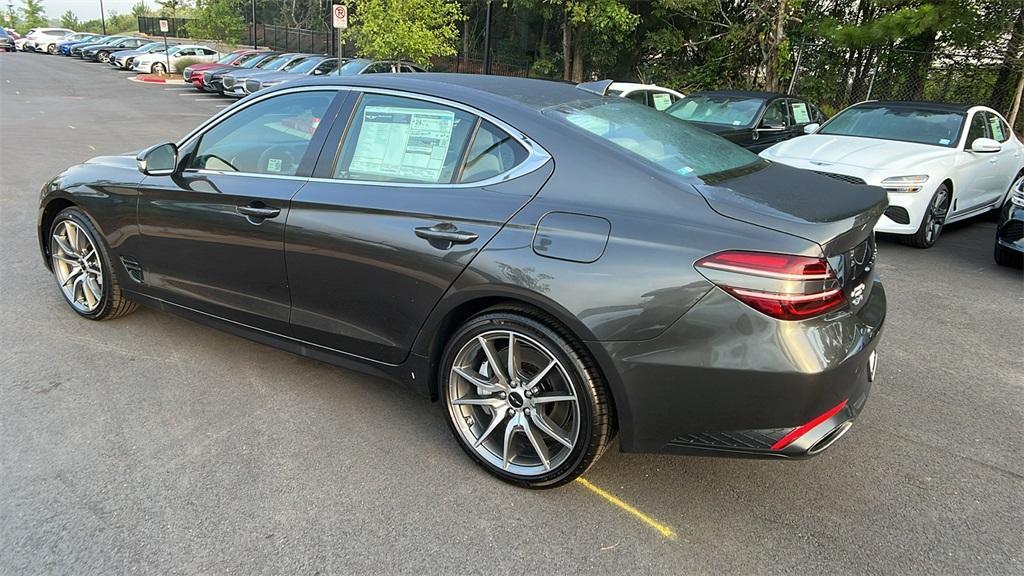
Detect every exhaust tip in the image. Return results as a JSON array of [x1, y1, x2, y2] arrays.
[[806, 420, 853, 455]]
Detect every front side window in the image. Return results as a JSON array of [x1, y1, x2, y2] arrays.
[[761, 99, 789, 127], [314, 59, 339, 75], [965, 112, 990, 146], [546, 99, 763, 178], [666, 95, 765, 127], [626, 91, 647, 106], [819, 104, 965, 147], [334, 94, 476, 183], [190, 91, 335, 176]]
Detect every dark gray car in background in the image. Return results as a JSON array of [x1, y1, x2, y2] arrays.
[[35, 75, 887, 488]]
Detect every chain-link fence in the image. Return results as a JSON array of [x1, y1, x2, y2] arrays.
[[790, 43, 1019, 130]]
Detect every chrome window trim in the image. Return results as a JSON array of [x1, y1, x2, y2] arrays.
[[178, 84, 552, 190]]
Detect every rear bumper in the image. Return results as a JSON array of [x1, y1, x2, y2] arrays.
[[593, 278, 885, 458]]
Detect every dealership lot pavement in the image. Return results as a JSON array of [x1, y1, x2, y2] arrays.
[[2, 54, 1022, 575]]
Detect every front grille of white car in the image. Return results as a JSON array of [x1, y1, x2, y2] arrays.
[[812, 171, 867, 186], [223, 77, 236, 89]]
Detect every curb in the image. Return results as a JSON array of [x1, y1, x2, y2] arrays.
[[128, 76, 187, 85]]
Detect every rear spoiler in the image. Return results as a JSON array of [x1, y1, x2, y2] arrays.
[[576, 79, 614, 96]]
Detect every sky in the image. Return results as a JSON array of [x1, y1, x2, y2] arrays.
[[9, 0, 141, 22]]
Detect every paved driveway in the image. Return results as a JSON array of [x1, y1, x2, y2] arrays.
[[1, 53, 1022, 575]]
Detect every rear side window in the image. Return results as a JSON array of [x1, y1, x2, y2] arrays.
[[334, 94, 476, 184], [546, 99, 762, 178], [460, 121, 527, 183]]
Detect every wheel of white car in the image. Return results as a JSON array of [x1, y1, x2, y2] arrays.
[[901, 183, 950, 249], [47, 43, 56, 54], [152, 62, 166, 75]]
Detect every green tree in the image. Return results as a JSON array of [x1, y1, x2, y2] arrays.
[[191, 0, 245, 43], [132, 1, 154, 17], [58, 9, 79, 29], [19, 0, 47, 30], [156, 0, 189, 18], [353, 0, 465, 67]]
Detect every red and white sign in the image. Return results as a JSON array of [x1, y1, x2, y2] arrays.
[[158, 19, 169, 33], [332, 5, 348, 30]]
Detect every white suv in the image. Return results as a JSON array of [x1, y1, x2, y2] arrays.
[[26, 28, 74, 53]]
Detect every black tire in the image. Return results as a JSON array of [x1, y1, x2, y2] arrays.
[[440, 305, 615, 489], [48, 207, 138, 320], [994, 241, 1023, 268], [900, 183, 951, 249]]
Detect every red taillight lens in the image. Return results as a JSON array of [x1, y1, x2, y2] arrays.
[[696, 251, 846, 321]]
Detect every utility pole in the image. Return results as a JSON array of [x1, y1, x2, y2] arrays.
[[99, 0, 106, 34], [251, 0, 257, 49]]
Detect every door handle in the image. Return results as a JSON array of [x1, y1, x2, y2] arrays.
[[414, 223, 478, 245], [236, 204, 281, 219]]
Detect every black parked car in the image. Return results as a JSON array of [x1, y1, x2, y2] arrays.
[[81, 36, 150, 62], [995, 175, 1024, 268], [665, 90, 826, 152], [36, 75, 886, 488]]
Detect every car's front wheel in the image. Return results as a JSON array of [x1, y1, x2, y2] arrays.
[[46, 43, 56, 54], [441, 307, 615, 488], [151, 62, 166, 75], [97, 50, 109, 63], [48, 207, 137, 320], [901, 183, 950, 249]]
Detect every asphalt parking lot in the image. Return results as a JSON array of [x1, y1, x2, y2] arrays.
[[1, 54, 1022, 575]]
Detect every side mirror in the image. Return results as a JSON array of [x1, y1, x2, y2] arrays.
[[804, 123, 821, 134], [970, 137, 1001, 153], [758, 121, 786, 131], [136, 142, 178, 176]]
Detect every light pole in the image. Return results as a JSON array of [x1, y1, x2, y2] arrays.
[[99, 0, 106, 34], [483, 0, 492, 75], [251, 0, 257, 49]]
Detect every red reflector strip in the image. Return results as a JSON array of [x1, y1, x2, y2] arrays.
[[771, 399, 849, 451]]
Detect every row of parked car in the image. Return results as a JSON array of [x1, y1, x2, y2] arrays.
[[7, 27, 1022, 263]]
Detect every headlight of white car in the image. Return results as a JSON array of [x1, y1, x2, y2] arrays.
[[881, 175, 929, 193]]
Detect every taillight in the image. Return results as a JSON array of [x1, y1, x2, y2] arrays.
[[695, 250, 845, 321]]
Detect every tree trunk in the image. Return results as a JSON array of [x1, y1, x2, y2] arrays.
[[537, 13, 549, 59], [762, 0, 788, 92], [1008, 68, 1024, 132], [562, 9, 571, 81], [571, 27, 584, 82], [462, 13, 470, 58], [904, 30, 937, 100]]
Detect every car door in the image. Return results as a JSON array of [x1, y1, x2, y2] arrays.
[[985, 111, 1022, 200], [135, 88, 344, 334], [954, 110, 997, 214], [285, 90, 551, 363], [750, 98, 790, 152]]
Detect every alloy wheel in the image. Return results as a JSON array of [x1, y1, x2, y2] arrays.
[[924, 187, 949, 245], [50, 220, 104, 313], [446, 330, 581, 476]]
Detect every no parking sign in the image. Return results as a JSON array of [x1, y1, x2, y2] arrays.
[[332, 5, 348, 30]]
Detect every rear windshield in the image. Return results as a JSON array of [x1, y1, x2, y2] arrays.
[[666, 95, 765, 127], [819, 105, 965, 147], [545, 99, 763, 178]]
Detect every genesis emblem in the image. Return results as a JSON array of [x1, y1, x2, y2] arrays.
[[850, 283, 865, 306]]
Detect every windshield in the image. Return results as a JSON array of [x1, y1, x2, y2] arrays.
[[288, 58, 323, 74], [545, 99, 763, 178], [165, 45, 184, 55], [216, 52, 242, 64], [336, 60, 369, 76], [242, 54, 274, 68], [666, 95, 765, 127], [819, 105, 965, 147], [258, 55, 291, 70], [280, 56, 310, 72], [138, 42, 163, 52]]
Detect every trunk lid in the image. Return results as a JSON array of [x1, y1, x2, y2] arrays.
[[693, 160, 887, 314]]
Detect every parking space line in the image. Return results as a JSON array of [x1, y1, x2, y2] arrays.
[[575, 477, 677, 540], [164, 88, 193, 91]]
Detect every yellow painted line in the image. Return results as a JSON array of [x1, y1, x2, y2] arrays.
[[575, 477, 677, 540]]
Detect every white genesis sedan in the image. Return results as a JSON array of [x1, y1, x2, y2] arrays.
[[761, 101, 1023, 247]]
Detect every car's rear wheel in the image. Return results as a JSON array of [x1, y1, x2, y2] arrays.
[[152, 62, 166, 75], [441, 306, 614, 488], [901, 183, 950, 249], [49, 207, 137, 320]]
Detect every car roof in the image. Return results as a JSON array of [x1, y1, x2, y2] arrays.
[[689, 89, 787, 100], [278, 73, 598, 110], [853, 100, 971, 113]]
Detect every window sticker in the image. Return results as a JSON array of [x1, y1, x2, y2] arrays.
[[790, 102, 810, 124], [939, 138, 951, 145], [988, 116, 1005, 141], [652, 92, 673, 111], [349, 106, 456, 182], [266, 158, 282, 172]]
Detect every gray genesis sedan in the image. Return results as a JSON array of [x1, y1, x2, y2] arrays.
[[36, 75, 887, 488]]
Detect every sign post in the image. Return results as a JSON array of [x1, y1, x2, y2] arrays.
[[332, 5, 348, 61], [159, 19, 170, 75]]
